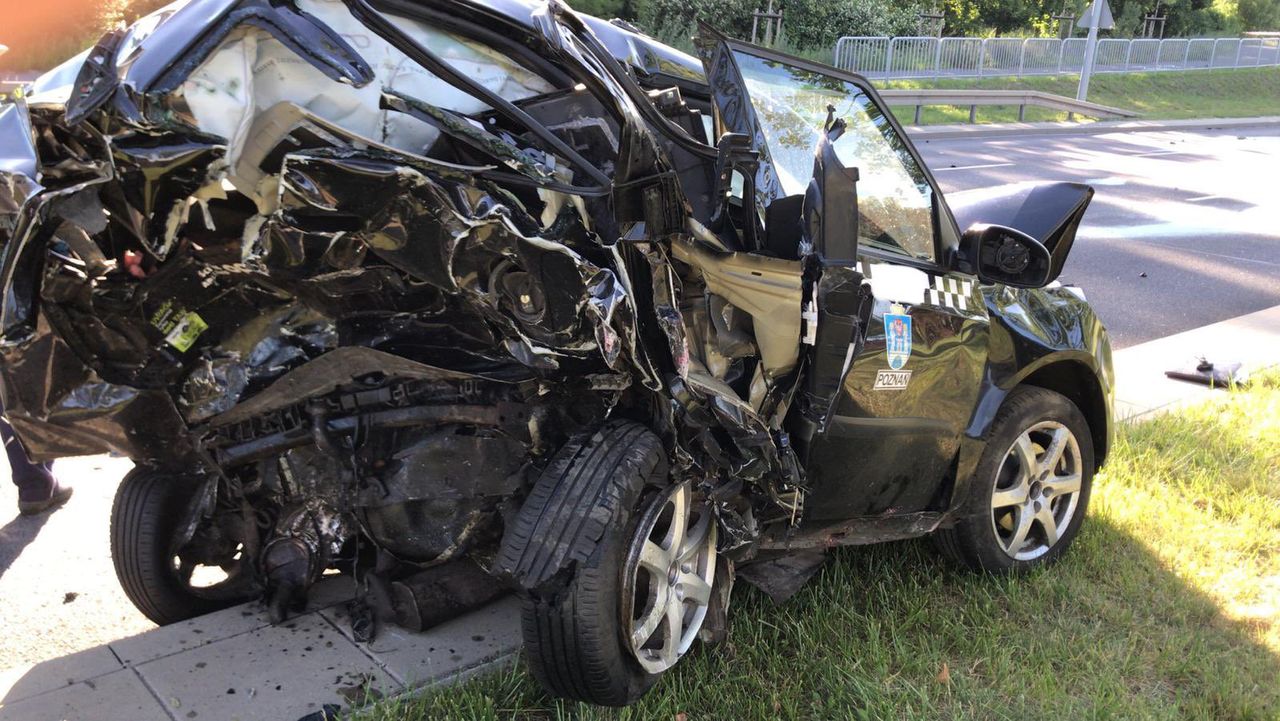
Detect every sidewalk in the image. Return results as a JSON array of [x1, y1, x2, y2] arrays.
[[0, 579, 520, 721], [1, 304, 1278, 720]]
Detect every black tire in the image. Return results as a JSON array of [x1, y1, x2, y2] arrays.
[[511, 421, 668, 706], [111, 469, 230, 625], [935, 386, 1094, 574]]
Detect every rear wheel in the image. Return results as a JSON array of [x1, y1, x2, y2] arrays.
[[111, 470, 245, 625], [515, 421, 721, 706], [935, 386, 1094, 573]]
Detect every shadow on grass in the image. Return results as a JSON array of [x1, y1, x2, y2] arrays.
[[367, 514, 1279, 721]]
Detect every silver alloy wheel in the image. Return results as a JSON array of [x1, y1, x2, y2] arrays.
[[622, 481, 717, 674], [989, 420, 1083, 561]]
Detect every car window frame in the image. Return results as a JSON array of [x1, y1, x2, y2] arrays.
[[713, 39, 964, 274]]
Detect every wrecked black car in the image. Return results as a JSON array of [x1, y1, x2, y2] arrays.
[[0, 0, 1113, 706]]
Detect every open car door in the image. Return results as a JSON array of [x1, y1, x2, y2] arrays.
[[697, 31, 992, 526], [695, 27, 873, 442]]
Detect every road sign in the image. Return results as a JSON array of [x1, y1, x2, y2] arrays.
[[1078, 0, 1114, 30]]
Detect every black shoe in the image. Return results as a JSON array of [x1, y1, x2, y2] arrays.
[[18, 478, 73, 516]]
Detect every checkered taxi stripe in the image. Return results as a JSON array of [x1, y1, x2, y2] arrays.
[[858, 260, 979, 315], [925, 276, 974, 312]]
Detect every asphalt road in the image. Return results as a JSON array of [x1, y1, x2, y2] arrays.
[[915, 124, 1280, 348]]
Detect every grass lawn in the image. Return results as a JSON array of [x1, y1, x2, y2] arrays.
[[356, 371, 1280, 721], [881, 66, 1280, 125]]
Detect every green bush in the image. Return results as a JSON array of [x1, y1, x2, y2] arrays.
[[632, 0, 921, 53], [940, 0, 1240, 37]]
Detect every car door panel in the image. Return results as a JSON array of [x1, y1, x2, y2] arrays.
[[694, 32, 990, 525], [695, 27, 871, 430], [802, 259, 989, 522]]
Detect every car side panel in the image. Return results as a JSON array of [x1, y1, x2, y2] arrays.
[[944, 284, 1114, 523], [801, 259, 989, 522]]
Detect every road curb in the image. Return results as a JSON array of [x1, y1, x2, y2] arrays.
[[906, 115, 1280, 140], [1111, 304, 1280, 422]]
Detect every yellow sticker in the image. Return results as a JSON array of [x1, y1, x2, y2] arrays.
[[163, 312, 208, 352], [151, 300, 207, 352]]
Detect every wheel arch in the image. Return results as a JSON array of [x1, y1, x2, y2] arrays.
[[1018, 358, 1110, 470], [948, 353, 1112, 523]]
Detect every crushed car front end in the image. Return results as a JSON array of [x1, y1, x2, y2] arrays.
[[0, 0, 829, 640], [0, 0, 1117, 706]]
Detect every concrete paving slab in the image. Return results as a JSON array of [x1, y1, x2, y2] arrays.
[[320, 596, 523, 687], [0, 669, 169, 721], [134, 612, 398, 721], [110, 600, 273, 668], [0, 456, 149, 670], [109, 577, 355, 668], [303, 574, 359, 612], [0, 646, 123, 706]]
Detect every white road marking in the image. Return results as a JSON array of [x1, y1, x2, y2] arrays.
[[1189, 248, 1280, 268], [1186, 194, 1225, 202], [1130, 149, 1186, 157], [1084, 222, 1280, 255], [933, 162, 1015, 172]]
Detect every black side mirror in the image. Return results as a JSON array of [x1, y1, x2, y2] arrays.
[[960, 223, 1052, 288]]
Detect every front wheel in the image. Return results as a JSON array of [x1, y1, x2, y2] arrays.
[[512, 421, 722, 706], [111, 470, 248, 625], [935, 386, 1094, 573]]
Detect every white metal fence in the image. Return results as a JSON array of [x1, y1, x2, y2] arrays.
[[833, 35, 1280, 78]]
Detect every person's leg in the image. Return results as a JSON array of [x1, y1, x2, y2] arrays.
[[1, 411, 70, 515]]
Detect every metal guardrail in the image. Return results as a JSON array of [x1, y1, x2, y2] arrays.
[[880, 88, 1140, 124], [834, 35, 1280, 78]]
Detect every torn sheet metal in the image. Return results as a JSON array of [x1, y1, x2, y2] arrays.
[[0, 0, 867, 629], [0, 100, 42, 243]]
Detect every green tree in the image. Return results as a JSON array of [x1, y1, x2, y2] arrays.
[[633, 0, 921, 52], [1238, 0, 1280, 29], [941, 0, 1058, 35], [564, 0, 636, 19]]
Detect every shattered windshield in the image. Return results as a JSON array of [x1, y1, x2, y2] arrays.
[[732, 51, 937, 261]]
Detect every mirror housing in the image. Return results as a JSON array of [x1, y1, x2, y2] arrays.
[[947, 182, 1093, 285], [959, 223, 1052, 288]]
